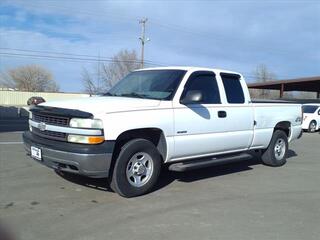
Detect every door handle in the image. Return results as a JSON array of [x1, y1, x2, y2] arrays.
[[218, 111, 227, 118]]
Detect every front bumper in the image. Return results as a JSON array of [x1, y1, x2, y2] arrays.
[[23, 131, 115, 178]]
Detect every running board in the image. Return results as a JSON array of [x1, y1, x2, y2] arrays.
[[168, 153, 252, 172]]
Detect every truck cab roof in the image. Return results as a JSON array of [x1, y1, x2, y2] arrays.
[[135, 66, 242, 76]]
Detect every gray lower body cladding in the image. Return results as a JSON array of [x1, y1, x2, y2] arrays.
[[23, 131, 115, 178]]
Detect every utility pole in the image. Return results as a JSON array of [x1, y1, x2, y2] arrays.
[[139, 18, 149, 68]]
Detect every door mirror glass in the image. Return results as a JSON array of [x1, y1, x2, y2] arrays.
[[180, 90, 203, 104]]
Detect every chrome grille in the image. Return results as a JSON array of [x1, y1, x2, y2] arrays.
[[32, 127, 67, 141], [33, 113, 69, 126]]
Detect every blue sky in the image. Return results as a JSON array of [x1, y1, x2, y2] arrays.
[[0, 0, 319, 92]]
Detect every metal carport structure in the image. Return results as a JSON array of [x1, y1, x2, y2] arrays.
[[248, 76, 320, 98]]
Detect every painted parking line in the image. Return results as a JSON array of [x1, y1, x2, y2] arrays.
[[0, 142, 23, 145]]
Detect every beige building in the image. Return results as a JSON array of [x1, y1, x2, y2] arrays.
[[0, 90, 90, 106]]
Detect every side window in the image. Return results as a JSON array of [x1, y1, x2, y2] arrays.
[[181, 72, 220, 104], [221, 73, 245, 104]]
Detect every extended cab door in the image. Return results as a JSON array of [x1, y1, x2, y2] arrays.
[[218, 72, 254, 150], [172, 71, 254, 161]]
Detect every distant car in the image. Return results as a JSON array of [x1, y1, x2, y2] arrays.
[[27, 96, 45, 106], [302, 104, 320, 132]]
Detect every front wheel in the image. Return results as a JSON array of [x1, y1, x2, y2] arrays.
[[261, 130, 288, 167], [110, 139, 162, 198]]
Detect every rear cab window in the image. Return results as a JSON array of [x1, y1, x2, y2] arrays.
[[220, 73, 245, 104]]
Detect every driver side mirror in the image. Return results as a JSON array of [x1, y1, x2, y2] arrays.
[[180, 90, 203, 105]]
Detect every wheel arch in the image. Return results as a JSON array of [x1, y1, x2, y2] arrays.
[[107, 128, 167, 180], [310, 119, 317, 126], [274, 121, 291, 137], [111, 127, 167, 164]]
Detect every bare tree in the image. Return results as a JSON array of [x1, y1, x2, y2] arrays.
[[82, 49, 140, 94], [249, 64, 278, 99], [101, 49, 140, 89], [81, 67, 100, 95], [0, 65, 59, 92]]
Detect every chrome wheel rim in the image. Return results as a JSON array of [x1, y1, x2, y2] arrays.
[[274, 138, 286, 161], [126, 152, 154, 187], [310, 122, 316, 132]]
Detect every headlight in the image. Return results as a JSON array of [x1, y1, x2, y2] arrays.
[[67, 135, 105, 144], [29, 111, 33, 119], [69, 118, 103, 129]]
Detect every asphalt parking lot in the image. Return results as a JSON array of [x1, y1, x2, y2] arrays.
[[1, 129, 320, 240]]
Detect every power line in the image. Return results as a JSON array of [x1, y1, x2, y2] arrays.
[[0, 48, 165, 66], [0, 52, 162, 66], [0, 47, 156, 64], [0, 47, 106, 58], [0, 50, 294, 79], [0, 53, 160, 69], [1, 52, 295, 81]]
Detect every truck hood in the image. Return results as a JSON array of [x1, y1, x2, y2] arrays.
[[40, 96, 161, 115]]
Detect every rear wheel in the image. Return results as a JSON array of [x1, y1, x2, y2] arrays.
[[261, 130, 288, 167], [110, 139, 161, 198], [308, 121, 317, 133]]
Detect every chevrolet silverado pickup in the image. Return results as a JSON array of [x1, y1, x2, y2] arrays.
[[23, 67, 303, 197]]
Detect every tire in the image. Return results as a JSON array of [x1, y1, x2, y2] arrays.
[[308, 121, 317, 133], [261, 130, 288, 167], [110, 139, 162, 198]]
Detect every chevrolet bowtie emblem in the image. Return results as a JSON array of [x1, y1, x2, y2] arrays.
[[38, 122, 47, 131]]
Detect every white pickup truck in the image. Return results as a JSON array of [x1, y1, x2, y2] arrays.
[[23, 67, 303, 197]]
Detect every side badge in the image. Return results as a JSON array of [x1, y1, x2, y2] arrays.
[[177, 131, 187, 134]]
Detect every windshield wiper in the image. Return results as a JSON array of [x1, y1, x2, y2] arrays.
[[104, 92, 154, 99], [119, 92, 148, 99], [103, 92, 117, 96]]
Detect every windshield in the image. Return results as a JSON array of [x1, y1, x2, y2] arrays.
[[303, 105, 319, 113], [105, 70, 187, 100]]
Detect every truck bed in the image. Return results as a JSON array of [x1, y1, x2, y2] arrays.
[[252, 99, 320, 104]]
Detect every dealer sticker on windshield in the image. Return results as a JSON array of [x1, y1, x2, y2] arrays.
[[31, 146, 42, 161]]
